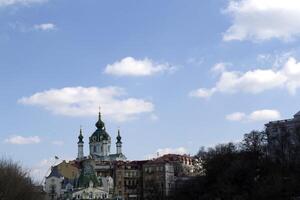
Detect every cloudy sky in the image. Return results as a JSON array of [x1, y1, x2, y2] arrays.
[[1, 0, 300, 180]]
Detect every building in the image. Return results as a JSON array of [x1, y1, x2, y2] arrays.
[[114, 161, 147, 200], [72, 180, 109, 199], [45, 166, 64, 200], [154, 154, 195, 177], [45, 110, 198, 200], [142, 160, 175, 200], [265, 111, 300, 159], [57, 160, 80, 180], [44, 160, 80, 200]]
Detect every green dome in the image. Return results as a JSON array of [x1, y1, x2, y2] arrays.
[[89, 112, 111, 143]]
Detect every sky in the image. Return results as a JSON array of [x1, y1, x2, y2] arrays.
[[2, 0, 300, 181]]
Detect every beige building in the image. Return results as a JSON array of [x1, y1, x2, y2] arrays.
[[57, 160, 80, 180], [114, 161, 146, 200]]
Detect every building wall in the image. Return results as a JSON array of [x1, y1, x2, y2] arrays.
[[44, 177, 63, 200], [142, 162, 175, 200], [57, 160, 79, 180], [263, 112, 300, 166], [114, 161, 144, 200]]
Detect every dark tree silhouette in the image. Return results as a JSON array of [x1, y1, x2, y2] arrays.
[[0, 159, 44, 200], [170, 131, 300, 200]]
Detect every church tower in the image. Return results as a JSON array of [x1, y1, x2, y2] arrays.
[[89, 111, 111, 159], [77, 127, 84, 160], [116, 129, 122, 155]]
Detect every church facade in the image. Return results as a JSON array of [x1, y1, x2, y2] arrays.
[[77, 112, 126, 162]]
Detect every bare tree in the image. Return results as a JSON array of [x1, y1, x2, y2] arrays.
[[0, 158, 44, 200]]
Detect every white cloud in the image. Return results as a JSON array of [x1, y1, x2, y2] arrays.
[[189, 88, 216, 99], [211, 62, 229, 73], [4, 135, 41, 144], [51, 140, 64, 146], [34, 23, 56, 31], [19, 86, 154, 122], [8, 22, 56, 33], [248, 109, 281, 121], [146, 147, 188, 159], [0, 0, 47, 7], [104, 57, 174, 77], [226, 112, 246, 121], [223, 0, 300, 41], [226, 109, 281, 122], [190, 57, 300, 98]]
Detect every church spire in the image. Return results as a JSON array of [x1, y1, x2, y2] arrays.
[[95, 107, 105, 130], [77, 126, 84, 159], [116, 128, 122, 154], [78, 126, 83, 144], [116, 129, 122, 144]]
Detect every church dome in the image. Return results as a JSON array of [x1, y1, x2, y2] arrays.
[[89, 112, 111, 143]]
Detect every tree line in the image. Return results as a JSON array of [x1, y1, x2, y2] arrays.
[[170, 130, 300, 200]]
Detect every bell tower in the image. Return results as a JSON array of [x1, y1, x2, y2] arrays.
[[116, 129, 122, 155], [77, 127, 84, 160]]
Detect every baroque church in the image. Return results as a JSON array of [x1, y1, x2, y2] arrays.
[[77, 111, 127, 161], [45, 111, 127, 200]]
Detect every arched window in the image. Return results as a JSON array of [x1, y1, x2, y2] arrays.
[[94, 145, 97, 153]]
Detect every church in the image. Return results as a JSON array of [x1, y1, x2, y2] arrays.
[[44, 110, 196, 200], [77, 111, 127, 162], [45, 111, 127, 199]]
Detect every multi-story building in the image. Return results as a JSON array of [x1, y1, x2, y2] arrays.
[[142, 161, 175, 200], [265, 111, 300, 159], [154, 154, 195, 176], [114, 161, 146, 200]]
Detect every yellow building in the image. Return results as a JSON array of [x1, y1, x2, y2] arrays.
[[57, 160, 79, 180]]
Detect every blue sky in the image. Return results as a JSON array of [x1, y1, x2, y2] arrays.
[[2, 0, 300, 180]]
